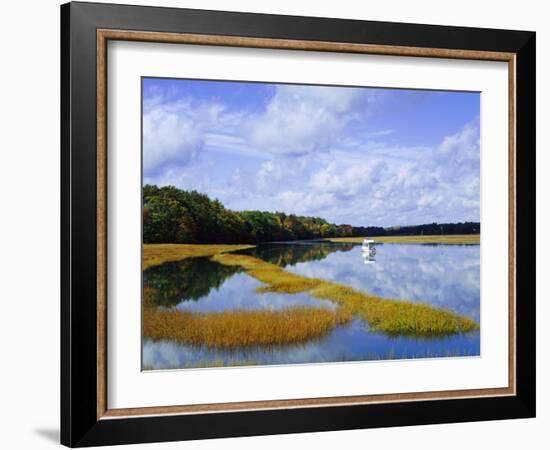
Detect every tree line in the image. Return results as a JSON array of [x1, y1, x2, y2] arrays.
[[143, 185, 352, 244], [351, 222, 480, 238], [143, 185, 480, 244]]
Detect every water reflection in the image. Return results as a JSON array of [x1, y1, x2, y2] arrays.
[[170, 271, 337, 312], [279, 243, 480, 322], [143, 319, 479, 370], [144, 257, 241, 307], [238, 241, 354, 267], [143, 241, 480, 369], [362, 252, 376, 265]]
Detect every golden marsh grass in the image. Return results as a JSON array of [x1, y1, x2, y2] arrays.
[[310, 284, 478, 336], [143, 246, 478, 349], [143, 243, 255, 270], [143, 306, 352, 348], [213, 253, 479, 336], [327, 234, 480, 245], [211, 253, 322, 294]]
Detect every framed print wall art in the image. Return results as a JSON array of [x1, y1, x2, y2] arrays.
[[60, 1, 536, 447]]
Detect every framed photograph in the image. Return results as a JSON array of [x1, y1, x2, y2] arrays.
[[61, 1, 535, 447]]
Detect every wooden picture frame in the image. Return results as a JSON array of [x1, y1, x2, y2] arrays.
[[61, 1, 535, 447]]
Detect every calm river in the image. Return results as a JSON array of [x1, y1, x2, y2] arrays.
[[143, 242, 480, 370]]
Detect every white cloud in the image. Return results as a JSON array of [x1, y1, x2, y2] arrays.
[[256, 156, 319, 191], [436, 121, 480, 181], [143, 98, 226, 175], [221, 117, 480, 226], [268, 119, 481, 226], [308, 160, 388, 197], [273, 191, 337, 215], [143, 163, 211, 193], [142, 82, 479, 227], [245, 85, 367, 156]]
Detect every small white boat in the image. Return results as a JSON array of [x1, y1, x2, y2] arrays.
[[361, 239, 376, 257]]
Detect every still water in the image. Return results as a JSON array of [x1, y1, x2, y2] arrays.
[[143, 242, 480, 370]]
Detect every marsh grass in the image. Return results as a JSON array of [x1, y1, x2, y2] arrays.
[[211, 253, 323, 294], [143, 244, 255, 270], [142, 247, 479, 350], [310, 284, 478, 336], [212, 253, 479, 337], [326, 234, 480, 245], [143, 306, 352, 348]]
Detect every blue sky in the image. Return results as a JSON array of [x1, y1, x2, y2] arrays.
[[142, 78, 480, 227]]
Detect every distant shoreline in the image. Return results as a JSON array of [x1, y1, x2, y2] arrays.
[[142, 236, 480, 271], [326, 234, 480, 245]]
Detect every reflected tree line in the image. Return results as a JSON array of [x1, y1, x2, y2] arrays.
[[144, 258, 242, 307], [143, 243, 354, 307], [240, 243, 354, 267]]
